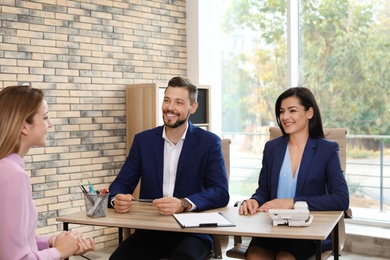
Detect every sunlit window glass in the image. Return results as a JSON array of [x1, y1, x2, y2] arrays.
[[300, 0, 390, 222], [221, 0, 390, 223], [221, 0, 288, 197]]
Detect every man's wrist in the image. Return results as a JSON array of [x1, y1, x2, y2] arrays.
[[180, 198, 192, 212]]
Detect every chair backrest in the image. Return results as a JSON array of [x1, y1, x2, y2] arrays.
[[269, 127, 347, 173], [221, 138, 231, 181]]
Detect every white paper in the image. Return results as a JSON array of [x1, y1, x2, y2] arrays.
[[173, 212, 235, 228]]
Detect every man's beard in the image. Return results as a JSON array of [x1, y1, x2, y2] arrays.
[[165, 117, 187, 128], [163, 110, 190, 129]]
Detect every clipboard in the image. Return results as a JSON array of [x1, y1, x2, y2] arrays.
[[173, 212, 235, 228]]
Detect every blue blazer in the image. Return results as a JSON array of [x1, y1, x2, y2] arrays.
[[252, 135, 349, 211], [251, 135, 349, 251], [109, 122, 230, 246]]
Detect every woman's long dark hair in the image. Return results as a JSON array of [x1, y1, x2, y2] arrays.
[[275, 87, 324, 138]]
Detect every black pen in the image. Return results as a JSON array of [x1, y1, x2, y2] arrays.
[[132, 198, 154, 203], [79, 182, 89, 194], [199, 223, 218, 227], [79, 183, 95, 205]]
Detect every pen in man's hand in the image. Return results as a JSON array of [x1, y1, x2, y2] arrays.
[[132, 198, 154, 203]]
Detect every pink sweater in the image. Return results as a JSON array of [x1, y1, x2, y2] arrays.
[[0, 154, 60, 260]]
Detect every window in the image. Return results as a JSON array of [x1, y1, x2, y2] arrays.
[[221, 0, 390, 223]]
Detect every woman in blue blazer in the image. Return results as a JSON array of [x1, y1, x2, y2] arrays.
[[239, 87, 349, 260]]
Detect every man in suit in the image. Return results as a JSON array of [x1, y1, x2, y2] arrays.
[[108, 76, 229, 260]]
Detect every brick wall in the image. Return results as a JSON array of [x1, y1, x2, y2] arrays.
[[0, 0, 187, 250]]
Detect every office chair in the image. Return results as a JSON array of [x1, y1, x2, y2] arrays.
[[226, 127, 352, 260], [210, 138, 231, 259]]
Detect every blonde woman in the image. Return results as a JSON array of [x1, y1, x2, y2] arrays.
[[0, 85, 95, 259]]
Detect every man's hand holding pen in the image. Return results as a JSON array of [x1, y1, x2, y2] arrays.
[[112, 194, 135, 213], [153, 197, 186, 215], [112, 194, 190, 215]]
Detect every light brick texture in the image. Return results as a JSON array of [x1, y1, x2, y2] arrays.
[[0, 0, 186, 250]]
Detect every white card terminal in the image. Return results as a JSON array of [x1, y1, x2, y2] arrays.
[[268, 201, 313, 227]]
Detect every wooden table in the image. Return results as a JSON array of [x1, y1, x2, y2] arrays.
[[56, 203, 342, 260]]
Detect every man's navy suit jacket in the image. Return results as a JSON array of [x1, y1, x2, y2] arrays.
[[109, 122, 230, 246]]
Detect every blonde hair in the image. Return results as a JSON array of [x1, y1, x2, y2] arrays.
[[0, 85, 44, 159]]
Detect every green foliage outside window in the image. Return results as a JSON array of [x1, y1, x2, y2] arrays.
[[222, 0, 390, 141]]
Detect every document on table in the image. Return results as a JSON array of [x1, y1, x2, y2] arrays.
[[173, 212, 235, 228]]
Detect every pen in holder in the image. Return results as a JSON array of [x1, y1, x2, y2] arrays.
[[84, 192, 109, 218]]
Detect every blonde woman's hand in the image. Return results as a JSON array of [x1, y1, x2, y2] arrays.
[[48, 234, 57, 248], [54, 231, 79, 259], [74, 236, 95, 255]]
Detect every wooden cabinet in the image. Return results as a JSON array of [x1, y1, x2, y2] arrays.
[[125, 83, 159, 153], [125, 83, 211, 153]]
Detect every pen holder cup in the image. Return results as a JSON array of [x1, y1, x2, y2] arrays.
[[83, 193, 109, 218]]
